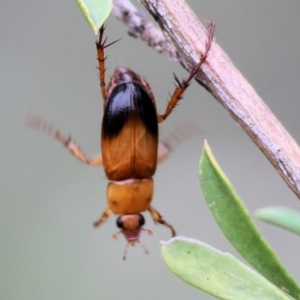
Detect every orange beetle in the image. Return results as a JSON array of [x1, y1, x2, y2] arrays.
[[28, 24, 214, 259]]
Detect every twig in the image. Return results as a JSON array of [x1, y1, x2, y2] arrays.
[[128, 0, 300, 201], [112, 0, 177, 59]]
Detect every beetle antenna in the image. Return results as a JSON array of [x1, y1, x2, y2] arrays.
[[123, 242, 130, 260], [137, 240, 149, 256], [122, 239, 149, 260]]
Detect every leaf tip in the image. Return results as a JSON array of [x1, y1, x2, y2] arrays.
[[203, 139, 209, 149]]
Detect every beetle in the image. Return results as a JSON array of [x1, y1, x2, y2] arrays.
[[28, 24, 214, 259]]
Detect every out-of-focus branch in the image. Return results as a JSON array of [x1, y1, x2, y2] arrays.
[[112, 0, 177, 59], [113, 0, 300, 201]]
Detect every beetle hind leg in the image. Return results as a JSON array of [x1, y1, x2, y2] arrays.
[[26, 115, 103, 166], [148, 206, 176, 237]]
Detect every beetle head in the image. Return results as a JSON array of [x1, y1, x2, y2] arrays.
[[114, 214, 153, 260], [116, 214, 145, 243]]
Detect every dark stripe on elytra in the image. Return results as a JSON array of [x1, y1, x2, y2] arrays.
[[102, 82, 158, 138]]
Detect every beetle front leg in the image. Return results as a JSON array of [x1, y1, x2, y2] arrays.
[[148, 206, 176, 237], [26, 115, 103, 166], [157, 22, 215, 123], [93, 207, 113, 227]]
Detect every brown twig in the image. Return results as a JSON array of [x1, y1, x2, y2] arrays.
[[117, 0, 300, 201]]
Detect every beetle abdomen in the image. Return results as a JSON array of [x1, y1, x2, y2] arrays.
[[102, 82, 158, 180]]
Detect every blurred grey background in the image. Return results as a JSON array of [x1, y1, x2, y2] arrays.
[[1, 1, 300, 299]]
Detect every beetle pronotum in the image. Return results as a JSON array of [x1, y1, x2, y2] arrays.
[[28, 23, 214, 259]]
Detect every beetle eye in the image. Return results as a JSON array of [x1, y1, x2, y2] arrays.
[[116, 217, 123, 229], [138, 214, 145, 227]]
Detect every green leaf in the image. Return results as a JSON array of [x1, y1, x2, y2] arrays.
[[75, 0, 112, 34], [161, 237, 289, 300], [256, 206, 300, 236], [199, 140, 300, 299]]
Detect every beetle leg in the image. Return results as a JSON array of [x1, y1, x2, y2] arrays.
[[26, 115, 103, 166], [93, 207, 113, 227], [148, 206, 176, 237], [96, 25, 121, 102], [157, 142, 171, 164], [157, 22, 215, 123], [157, 123, 202, 163]]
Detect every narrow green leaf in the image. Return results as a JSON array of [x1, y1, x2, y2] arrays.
[[256, 206, 300, 236], [75, 0, 112, 33], [199, 140, 300, 299], [161, 237, 289, 300]]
